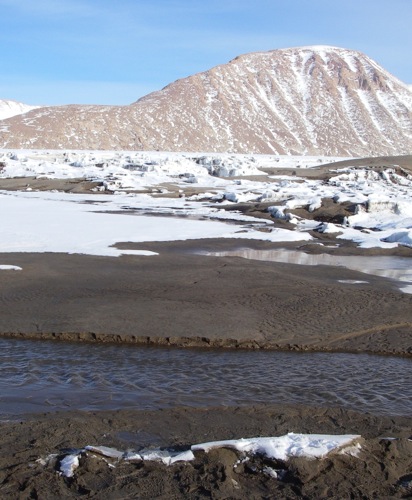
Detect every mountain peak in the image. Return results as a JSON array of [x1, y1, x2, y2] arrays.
[[230, 45, 365, 61], [0, 99, 40, 120], [0, 47, 411, 155], [280, 45, 360, 53]]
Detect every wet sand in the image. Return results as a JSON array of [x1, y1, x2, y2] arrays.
[[0, 240, 411, 355], [1, 405, 411, 499]]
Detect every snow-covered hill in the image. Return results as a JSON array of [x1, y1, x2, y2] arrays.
[[0, 99, 40, 120], [1, 46, 411, 155]]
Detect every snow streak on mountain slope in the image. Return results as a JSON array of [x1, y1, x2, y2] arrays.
[[0, 46, 411, 155], [131, 46, 412, 155], [0, 99, 40, 120]]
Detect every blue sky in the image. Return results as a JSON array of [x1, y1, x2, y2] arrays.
[[1, 0, 411, 105]]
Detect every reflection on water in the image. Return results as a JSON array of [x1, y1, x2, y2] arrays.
[[206, 248, 412, 293], [1, 338, 411, 417]]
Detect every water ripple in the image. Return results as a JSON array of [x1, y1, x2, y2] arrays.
[[0, 338, 411, 417]]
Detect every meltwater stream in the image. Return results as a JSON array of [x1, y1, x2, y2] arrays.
[[1, 338, 411, 417]]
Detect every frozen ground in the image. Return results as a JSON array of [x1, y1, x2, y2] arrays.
[[0, 150, 411, 256]]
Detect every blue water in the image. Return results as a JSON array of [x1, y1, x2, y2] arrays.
[[1, 338, 411, 417]]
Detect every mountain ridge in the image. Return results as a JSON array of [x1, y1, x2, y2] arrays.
[[1, 46, 411, 155], [0, 99, 41, 121]]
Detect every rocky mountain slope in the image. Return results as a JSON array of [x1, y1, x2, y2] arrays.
[[1, 46, 411, 155]]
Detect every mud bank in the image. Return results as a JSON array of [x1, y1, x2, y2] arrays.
[[0, 243, 411, 356], [1, 405, 411, 499]]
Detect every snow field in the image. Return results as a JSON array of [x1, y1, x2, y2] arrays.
[[0, 150, 411, 256]]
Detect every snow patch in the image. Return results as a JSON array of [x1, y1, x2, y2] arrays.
[[192, 433, 361, 461], [56, 433, 361, 478], [60, 454, 80, 478], [382, 230, 412, 248]]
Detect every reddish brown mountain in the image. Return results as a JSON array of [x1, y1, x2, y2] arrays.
[[1, 46, 411, 155]]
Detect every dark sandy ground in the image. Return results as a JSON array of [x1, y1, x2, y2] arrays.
[[1, 405, 411, 499], [0, 177, 104, 193], [0, 239, 411, 355]]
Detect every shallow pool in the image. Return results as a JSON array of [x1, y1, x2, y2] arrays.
[[1, 338, 410, 417]]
